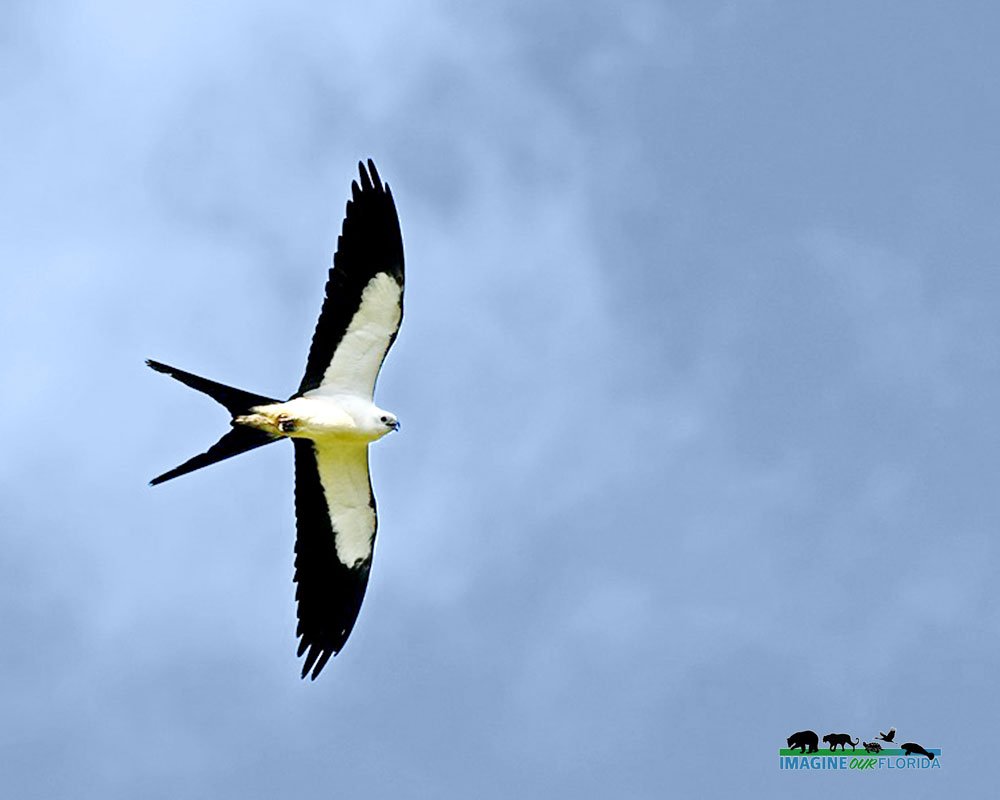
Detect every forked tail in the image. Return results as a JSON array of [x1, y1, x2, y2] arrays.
[[147, 360, 281, 485]]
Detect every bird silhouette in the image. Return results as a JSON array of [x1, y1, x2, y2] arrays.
[[877, 727, 896, 743]]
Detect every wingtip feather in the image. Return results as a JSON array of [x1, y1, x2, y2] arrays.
[[311, 650, 333, 678], [358, 161, 373, 191], [301, 642, 322, 676], [366, 159, 383, 190]]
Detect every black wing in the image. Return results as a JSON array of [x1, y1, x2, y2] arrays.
[[297, 159, 404, 396], [292, 439, 376, 679]]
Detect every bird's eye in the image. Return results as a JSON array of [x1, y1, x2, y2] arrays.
[[279, 419, 296, 432], [380, 416, 388, 423]]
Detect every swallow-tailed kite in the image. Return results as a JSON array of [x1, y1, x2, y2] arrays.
[[148, 160, 403, 679]]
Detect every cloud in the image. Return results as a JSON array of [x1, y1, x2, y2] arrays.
[[2, 1, 999, 796]]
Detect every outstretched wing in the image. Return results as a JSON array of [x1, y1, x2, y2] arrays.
[[292, 438, 377, 679], [298, 159, 404, 398]]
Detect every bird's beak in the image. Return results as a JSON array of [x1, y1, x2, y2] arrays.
[[391, 420, 401, 432]]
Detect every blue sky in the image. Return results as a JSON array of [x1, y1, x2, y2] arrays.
[[2, 2, 997, 797]]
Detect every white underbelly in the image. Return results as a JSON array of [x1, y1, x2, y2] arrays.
[[277, 395, 380, 442]]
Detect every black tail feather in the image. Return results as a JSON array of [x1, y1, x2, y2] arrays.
[[147, 359, 282, 485], [146, 359, 278, 416], [150, 426, 278, 485]]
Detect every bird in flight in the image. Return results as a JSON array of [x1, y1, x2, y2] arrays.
[[148, 160, 404, 679], [876, 727, 896, 743]]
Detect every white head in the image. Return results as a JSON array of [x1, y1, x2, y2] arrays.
[[371, 408, 400, 438]]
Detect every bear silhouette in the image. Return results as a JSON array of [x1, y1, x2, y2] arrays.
[[900, 742, 935, 760], [786, 730, 819, 753], [822, 733, 860, 751]]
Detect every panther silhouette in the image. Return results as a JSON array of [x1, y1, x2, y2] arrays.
[[900, 742, 935, 760], [786, 730, 819, 753], [862, 741, 882, 754], [822, 733, 860, 751]]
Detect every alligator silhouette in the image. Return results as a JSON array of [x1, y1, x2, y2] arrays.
[[900, 742, 935, 760]]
